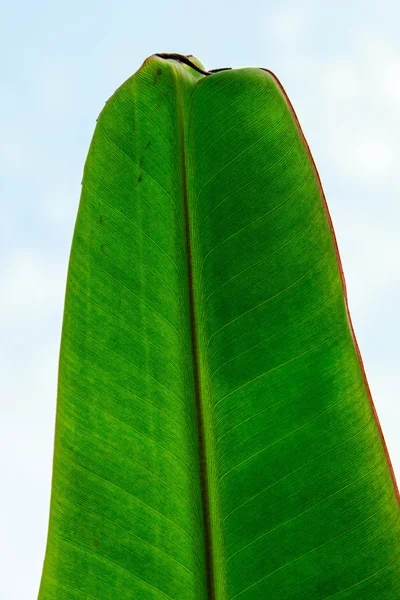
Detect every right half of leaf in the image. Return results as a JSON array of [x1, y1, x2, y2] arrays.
[[188, 68, 400, 599]]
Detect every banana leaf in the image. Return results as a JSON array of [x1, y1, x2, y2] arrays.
[[38, 53, 400, 600]]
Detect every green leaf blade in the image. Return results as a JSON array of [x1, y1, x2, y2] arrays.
[[38, 56, 400, 600], [187, 67, 400, 599], [39, 57, 208, 600]]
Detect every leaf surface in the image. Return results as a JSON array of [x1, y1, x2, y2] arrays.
[[38, 55, 400, 600]]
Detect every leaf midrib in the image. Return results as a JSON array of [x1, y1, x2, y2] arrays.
[[167, 58, 216, 600]]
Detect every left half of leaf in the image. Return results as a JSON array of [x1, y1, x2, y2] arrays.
[[38, 57, 207, 600]]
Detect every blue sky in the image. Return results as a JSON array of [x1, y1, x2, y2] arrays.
[[2, 1, 400, 597]]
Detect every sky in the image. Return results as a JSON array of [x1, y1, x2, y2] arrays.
[[2, 1, 400, 597]]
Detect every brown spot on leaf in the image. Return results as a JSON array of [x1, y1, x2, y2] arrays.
[[99, 215, 103, 223], [100, 243, 104, 252], [153, 67, 162, 84], [93, 540, 100, 548], [155, 89, 169, 109], [138, 174, 142, 183]]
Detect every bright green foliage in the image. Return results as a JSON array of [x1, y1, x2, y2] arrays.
[[38, 55, 400, 600]]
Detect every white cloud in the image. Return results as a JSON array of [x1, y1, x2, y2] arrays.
[[267, 6, 306, 43], [337, 217, 400, 319], [0, 250, 67, 331], [32, 60, 75, 121], [1, 397, 55, 600], [319, 60, 361, 102], [0, 250, 62, 596], [38, 180, 80, 229], [0, 140, 32, 173], [330, 131, 396, 181], [352, 136, 395, 176]]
